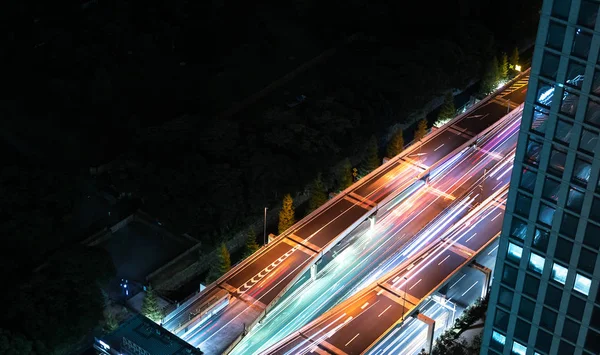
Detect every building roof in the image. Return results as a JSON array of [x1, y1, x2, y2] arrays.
[[99, 314, 202, 355]]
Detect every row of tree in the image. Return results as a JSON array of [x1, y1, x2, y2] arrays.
[[481, 47, 521, 94]]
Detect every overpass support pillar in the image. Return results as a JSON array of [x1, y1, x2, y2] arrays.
[[369, 214, 376, 230], [415, 313, 435, 354], [470, 261, 492, 299], [310, 263, 318, 281]]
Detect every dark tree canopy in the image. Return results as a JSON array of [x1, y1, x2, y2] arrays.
[[359, 136, 380, 177], [278, 194, 296, 234], [308, 173, 328, 213]]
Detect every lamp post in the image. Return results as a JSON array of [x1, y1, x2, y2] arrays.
[[263, 207, 268, 245], [401, 276, 408, 321]]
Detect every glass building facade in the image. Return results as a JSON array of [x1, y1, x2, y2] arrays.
[[481, 0, 600, 354]]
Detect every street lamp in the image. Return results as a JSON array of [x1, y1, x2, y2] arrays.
[[515, 64, 522, 72], [401, 276, 408, 321], [263, 207, 268, 245]]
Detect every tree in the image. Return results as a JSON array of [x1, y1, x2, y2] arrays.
[[244, 227, 260, 258], [278, 194, 296, 234], [480, 56, 499, 94], [0, 329, 35, 355], [436, 92, 456, 125], [414, 119, 428, 141], [217, 242, 231, 274], [510, 46, 520, 71], [499, 52, 509, 80], [104, 312, 119, 333], [308, 173, 328, 212], [387, 128, 404, 158], [337, 158, 353, 191], [359, 135, 379, 176], [141, 285, 163, 323]]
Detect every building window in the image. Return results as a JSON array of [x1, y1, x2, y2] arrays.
[[536, 329, 553, 353], [578, 0, 599, 28], [585, 99, 600, 127], [578, 247, 597, 274], [552, 263, 568, 284], [593, 70, 600, 97], [524, 136, 543, 166], [592, 306, 600, 330], [551, 0, 572, 19], [494, 309, 510, 331], [540, 307, 558, 331], [548, 146, 567, 177], [562, 318, 580, 343], [579, 128, 598, 155], [545, 284, 563, 309], [572, 157, 592, 186], [519, 296, 535, 321], [536, 80, 556, 105], [568, 295, 586, 319], [546, 21, 567, 51], [574, 273, 592, 296], [498, 287, 514, 309], [529, 252, 545, 274], [502, 264, 518, 288], [542, 177, 560, 202], [514, 318, 531, 343], [537, 203, 556, 227], [531, 105, 550, 135], [566, 60, 586, 89], [509, 217, 528, 241], [515, 193, 532, 217], [507, 242, 523, 264], [572, 30, 593, 59], [519, 168, 537, 192], [523, 274, 541, 298], [560, 90, 579, 117], [512, 340, 527, 355], [533, 228, 550, 252], [586, 329, 600, 353], [559, 341, 575, 354], [566, 187, 585, 213], [491, 330, 506, 352], [555, 238, 573, 263], [584, 222, 600, 249], [560, 212, 578, 239], [590, 197, 600, 222]]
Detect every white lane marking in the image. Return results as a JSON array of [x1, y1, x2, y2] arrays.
[[465, 232, 477, 243], [493, 181, 503, 190], [409, 279, 422, 290], [392, 276, 400, 284], [378, 305, 392, 318], [361, 302, 369, 310], [434, 144, 445, 152], [345, 333, 360, 347], [491, 212, 502, 221], [438, 255, 450, 266], [461, 281, 479, 297], [449, 274, 466, 289], [488, 245, 499, 255]]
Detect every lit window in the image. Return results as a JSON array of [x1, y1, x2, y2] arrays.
[[529, 253, 545, 274], [552, 263, 568, 284], [508, 243, 523, 263], [492, 330, 506, 345], [512, 341, 527, 355], [574, 273, 592, 296]]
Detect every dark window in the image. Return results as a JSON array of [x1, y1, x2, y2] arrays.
[[566, 187, 585, 213], [520, 168, 537, 192], [590, 306, 600, 330], [540, 307, 558, 332], [583, 222, 600, 249], [498, 286, 514, 309], [560, 212, 578, 239], [545, 284, 563, 310], [514, 318, 531, 343], [515, 193, 532, 217], [546, 21, 567, 50], [519, 297, 535, 321], [549, 146, 567, 177], [578, 0, 599, 28], [494, 309, 509, 331], [572, 30, 593, 59], [524, 136, 543, 166], [555, 237, 573, 263], [585, 329, 600, 353], [562, 318, 580, 343], [579, 128, 598, 155], [536, 329, 553, 353], [531, 105, 550, 135], [559, 341, 575, 354], [538, 203, 556, 227], [542, 177, 560, 202], [560, 91, 579, 117], [590, 197, 600, 223], [567, 295, 586, 319], [523, 274, 540, 298], [572, 158, 591, 186], [586, 99, 600, 127], [502, 264, 518, 288], [552, 0, 572, 19], [533, 228, 550, 252], [566, 60, 586, 89], [578, 247, 597, 274], [510, 217, 528, 241], [594, 70, 600, 97]]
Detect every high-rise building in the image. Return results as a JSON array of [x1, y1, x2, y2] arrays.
[[481, 0, 600, 354]]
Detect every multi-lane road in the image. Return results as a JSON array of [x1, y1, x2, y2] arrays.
[[162, 71, 529, 354]]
